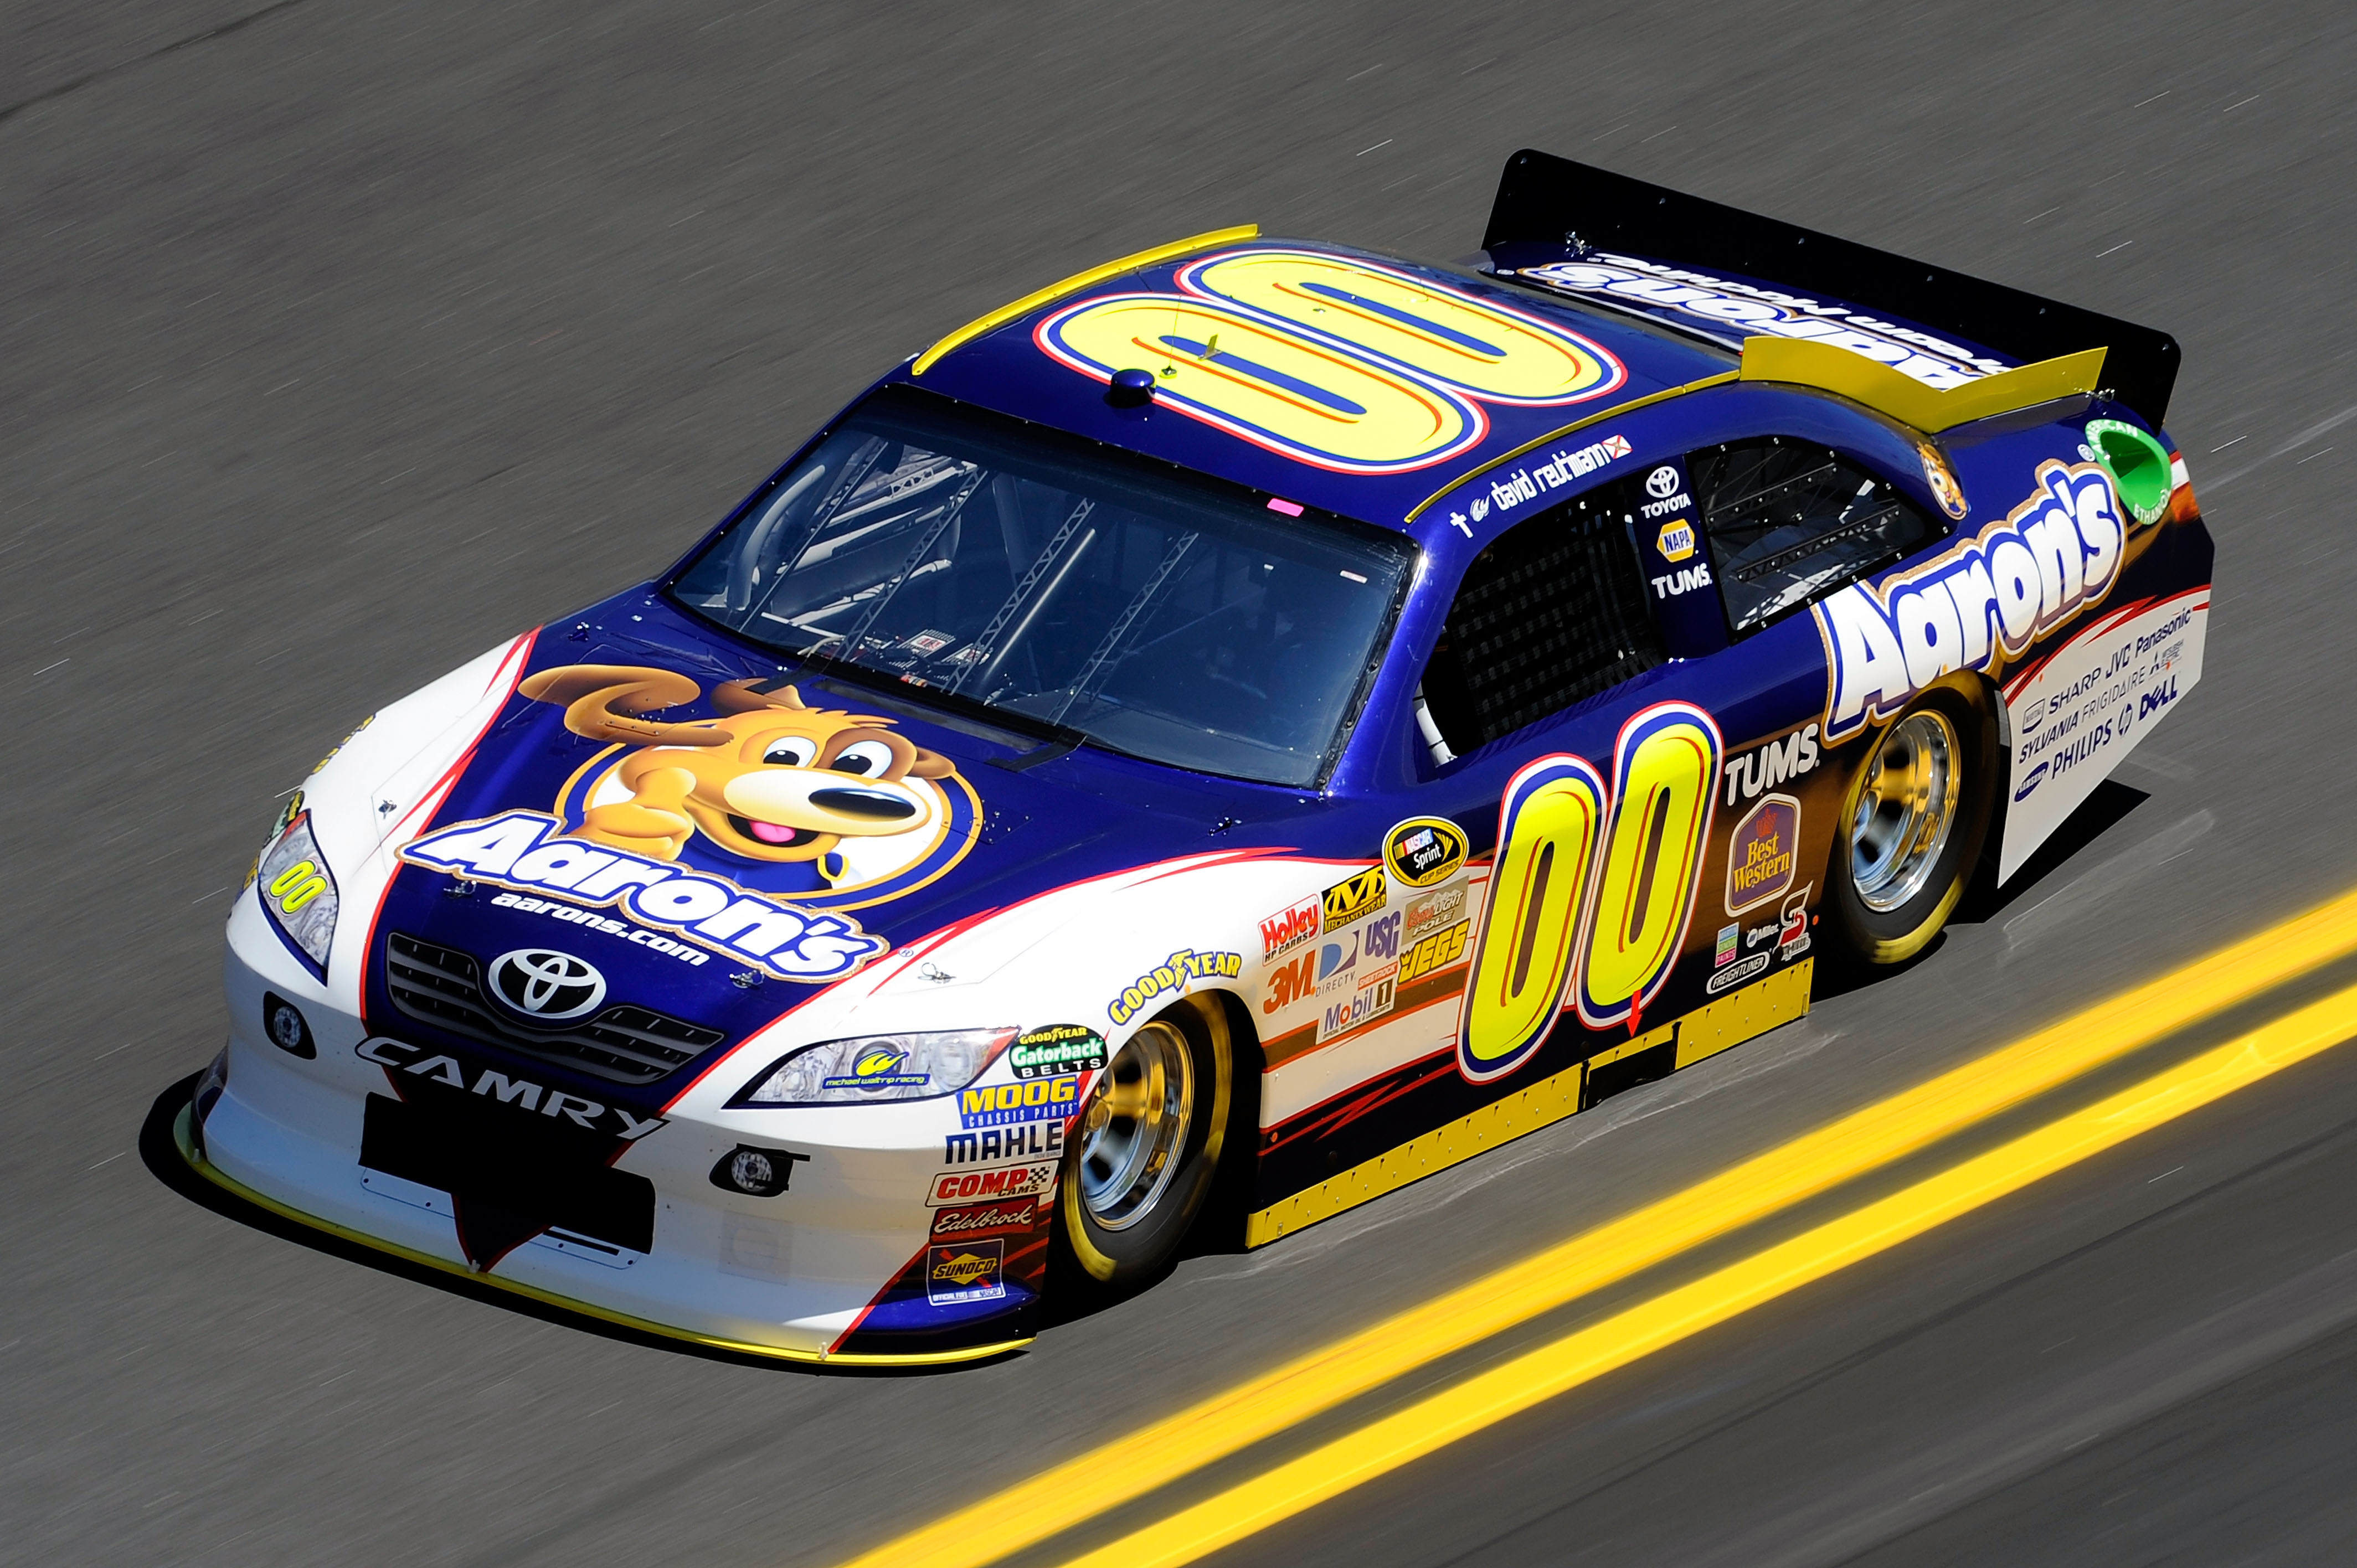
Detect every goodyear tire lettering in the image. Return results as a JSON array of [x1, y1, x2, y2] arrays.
[[1576, 703, 1723, 1029], [1459, 755, 1606, 1082], [1176, 250, 1627, 406]]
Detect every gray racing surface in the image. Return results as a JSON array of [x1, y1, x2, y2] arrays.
[[4, 2, 2354, 1564]]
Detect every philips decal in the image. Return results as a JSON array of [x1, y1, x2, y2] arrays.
[[1815, 461, 2127, 744], [402, 811, 886, 982]]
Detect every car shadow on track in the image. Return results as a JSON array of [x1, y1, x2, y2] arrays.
[[137, 1074, 1017, 1377]]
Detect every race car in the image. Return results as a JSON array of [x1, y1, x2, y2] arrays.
[[183, 149, 2211, 1365]]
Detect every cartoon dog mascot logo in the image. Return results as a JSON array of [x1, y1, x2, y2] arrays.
[[521, 664, 979, 906]]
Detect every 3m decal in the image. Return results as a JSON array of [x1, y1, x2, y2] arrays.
[[1514, 254, 2008, 388], [1727, 794, 1800, 914], [1036, 293, 1485, 476], [1383, 816, 1470, 888], [1322, 866, 1388, 929], [925, 1160, 1057, 1207], [929, 1199, 1037, 1241], [927, 1239, 1006, 1305], [958, 1075, 1082, 1129], [1460, 755, 1606, 1082], [1176, 249, 1627, 406], [1263, 947, 1319, 1015], [1259, 895, 1320, 961], [1722, 724, 1820, 805], [1106, 949, 1244, 1027], [1008, 1024, 1108, 1080], [403, 811, 887, 982], [1574, 703, 1723, 1030], [1815, 460, 2128, 745], [1397, 919, 1470, 986]]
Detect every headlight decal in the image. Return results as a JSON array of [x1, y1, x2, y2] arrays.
[[256, 809, 339, 979], [729, 1027, 1016, 1107]]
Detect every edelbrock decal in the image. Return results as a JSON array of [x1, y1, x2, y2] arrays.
[[402, 811, 887, 982], [1814, 460, 2127, 745]]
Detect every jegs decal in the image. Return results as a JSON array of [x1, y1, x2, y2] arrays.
[[1815, 460, 2128, 744]]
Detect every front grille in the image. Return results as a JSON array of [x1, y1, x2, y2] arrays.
[[385, 933, 724, 1084]]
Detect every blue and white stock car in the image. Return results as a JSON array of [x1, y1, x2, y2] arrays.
[[187, 152, 2212, 1364]]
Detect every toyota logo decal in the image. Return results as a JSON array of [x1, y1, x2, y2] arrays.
[[487, 949, 606, 1020]]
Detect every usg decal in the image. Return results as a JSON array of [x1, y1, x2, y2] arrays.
[[402, 811, 887, 982], [1814, 460, 2127, 745]]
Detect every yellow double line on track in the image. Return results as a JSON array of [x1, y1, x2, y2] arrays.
[[837, 889, 2357, 1568]]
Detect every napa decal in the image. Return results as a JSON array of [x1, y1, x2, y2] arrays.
[[1106, 948, 1245, 1027], [1726, 795, 1800, 915], [1512, 253, 2008, 388], [1814, 460, 2128, 744], [528, 666, 980, 910], [402, 812, 887, 982]]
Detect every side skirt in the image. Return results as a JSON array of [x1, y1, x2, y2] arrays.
[[1245, 961, 1813, 1246]]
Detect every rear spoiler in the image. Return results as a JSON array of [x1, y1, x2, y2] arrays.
[[1481, 149, 2180, 429]]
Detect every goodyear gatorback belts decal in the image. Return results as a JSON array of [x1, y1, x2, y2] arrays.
[[1035, 249, 1628, 473], [401, 666, 982, 982]]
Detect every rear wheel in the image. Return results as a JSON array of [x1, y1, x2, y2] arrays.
[[1828, 683, 1997, 964], [1057, 994, 1233, 1286]]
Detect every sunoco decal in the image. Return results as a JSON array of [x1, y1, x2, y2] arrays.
[[402, 811, 887, 982], [1814, 460, 2127, 745]]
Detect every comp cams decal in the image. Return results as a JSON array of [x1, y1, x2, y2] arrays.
[[1814, 460, 2128, 745]]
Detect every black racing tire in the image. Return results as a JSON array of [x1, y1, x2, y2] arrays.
[[1056, 994, 1233, 1287], [1826, 680, 1999, 966]]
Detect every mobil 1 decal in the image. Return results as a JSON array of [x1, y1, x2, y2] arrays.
[[1459, 702, 1723, 1084], [1635, 457, 1722, 651]]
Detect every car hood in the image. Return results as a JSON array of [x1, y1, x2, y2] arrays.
[[362, 593, 1307, 1103]]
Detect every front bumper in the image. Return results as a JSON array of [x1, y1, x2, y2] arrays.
[[202, 917, 1044, 1366]]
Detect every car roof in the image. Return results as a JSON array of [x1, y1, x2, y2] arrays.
[[893, 235, 1735, 533]]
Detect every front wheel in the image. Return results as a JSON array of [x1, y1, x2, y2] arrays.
[[1827, 683, 1998, 965], [1057, 994, 1233, 1286]]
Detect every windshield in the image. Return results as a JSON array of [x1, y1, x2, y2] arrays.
[[671, 388, 1416, 787]]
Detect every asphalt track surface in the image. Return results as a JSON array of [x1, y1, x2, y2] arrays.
[[5, 2, 2356, 1564]]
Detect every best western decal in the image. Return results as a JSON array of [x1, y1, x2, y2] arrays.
[[1726, 795, 1799, 914], [1106, 949, 1244, 1027], [403, 812, 886, 982], [1815, 460, 2128, 745]]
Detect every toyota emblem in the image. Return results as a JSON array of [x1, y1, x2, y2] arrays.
[[1645, 465, 1681, 499], [487, 949, 606, 1020]]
